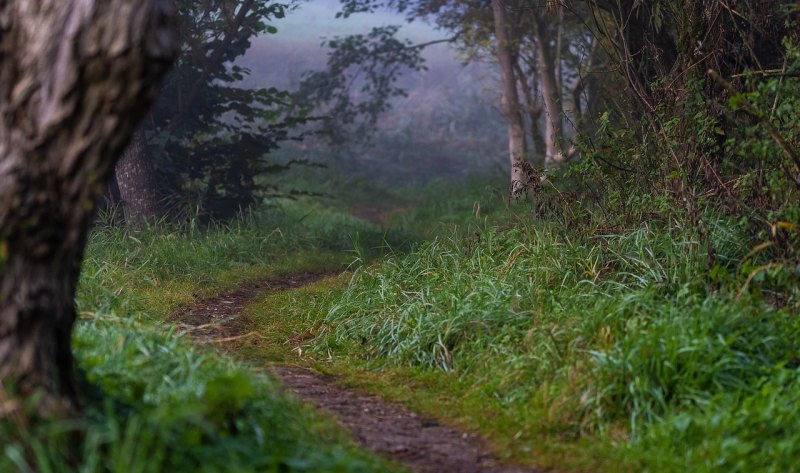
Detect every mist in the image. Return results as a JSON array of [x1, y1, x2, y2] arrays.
[[238, 0, 509, 187]]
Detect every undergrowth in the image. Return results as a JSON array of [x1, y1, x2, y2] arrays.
[[309, 186, 800, 472], [6, 172, 798, 472], [1, 200, 403, 472]]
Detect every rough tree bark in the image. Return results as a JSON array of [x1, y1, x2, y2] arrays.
[[0, 0, 178, 414], [492, 0, 536, 198], [116, 127, 163, 227]]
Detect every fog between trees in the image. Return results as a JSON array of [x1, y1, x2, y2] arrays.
[[1, 0, 799, 454]]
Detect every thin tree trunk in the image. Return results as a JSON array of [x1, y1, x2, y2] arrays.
[[116, 127, 163, 227], [492, 0, 533, 198], [514, 60, 546, 157], [533, 17, 566, 168], [0, 0, 177, 415], [571, 39, 599, 128], [554, 5, 564, 101]]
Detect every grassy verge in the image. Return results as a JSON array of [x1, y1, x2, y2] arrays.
[[8, 174, 795, 472], [241, 179, 800, 473], [240, 272, 619, 472], [1, 201, 403, 472]]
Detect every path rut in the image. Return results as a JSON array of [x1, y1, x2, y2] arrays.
[[170, 273, 541, 473]]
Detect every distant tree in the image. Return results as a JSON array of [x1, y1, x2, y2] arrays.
[[427, 0, 593, 167], [0, 0, 177, 413], [296, 25, 429, 145], [491, 0, 533, 197], [307, 0, 599, 196], [116, 0, 309, 222]]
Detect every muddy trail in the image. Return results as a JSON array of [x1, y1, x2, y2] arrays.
[[171, 272, 540, 473]]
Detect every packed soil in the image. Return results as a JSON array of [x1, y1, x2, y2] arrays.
[[169, 271, 334, 344], [171, 273, 541, 473], [274, 365, 538, 473]]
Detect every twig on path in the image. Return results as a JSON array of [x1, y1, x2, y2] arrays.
[[200, 331, 266, 344]]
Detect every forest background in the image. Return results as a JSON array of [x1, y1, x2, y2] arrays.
[[0, 1, 799, 472]]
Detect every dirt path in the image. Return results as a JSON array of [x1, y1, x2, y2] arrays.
[[171, 273, 541, 473], [351, 206, 387, 225], [169, 271, 334, 343]]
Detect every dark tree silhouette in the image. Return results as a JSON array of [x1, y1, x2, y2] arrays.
[[142, 0, 306, 221]]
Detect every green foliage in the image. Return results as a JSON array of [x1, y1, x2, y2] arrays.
[[587, 293, 798, 433], [633, 369, 800, 472], [312, 189, 800, 470], [722, 37, 800, 213], [84, 200, 411, 301], [571, 64, 800, 300], [1, 202, 406, 472], [297, 25, 427, 145], [1, 315, 387, 472], [149, 0, 313, 220], [390, 176, 508, 233], [567, 9, 800, 257]]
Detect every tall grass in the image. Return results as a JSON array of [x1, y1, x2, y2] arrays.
[[2, 201, 402, 472], [313, 205, 800, 471], [82, 200, 414, 315], [2, 315, 387, 472]]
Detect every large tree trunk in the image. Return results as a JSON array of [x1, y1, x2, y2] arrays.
[[492, 0, 535, 198], [0, 0, 177, 414], [116, 127, 163, 227]]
